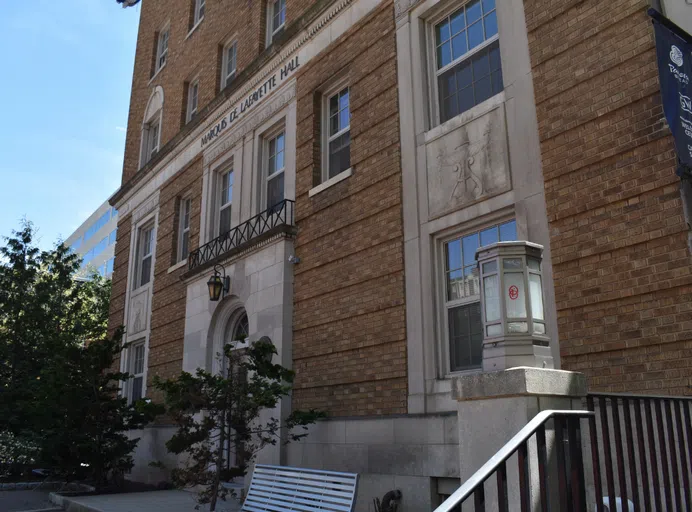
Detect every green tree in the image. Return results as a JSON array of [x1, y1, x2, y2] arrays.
[[155, 336, 325, 511], [0, 222, 160, 486]]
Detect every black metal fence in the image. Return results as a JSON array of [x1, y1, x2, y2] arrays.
[[435, 392, 692, 512], [587, 393, 692, 512], [188, 199, 295, 271], [434, 410, 594, 512]]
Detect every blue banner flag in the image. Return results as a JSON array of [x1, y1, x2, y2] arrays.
[[652, 15, 692, 176]]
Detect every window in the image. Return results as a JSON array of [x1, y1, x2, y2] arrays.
[[267, 0, 286, 45], [156, 28, 169, 72], [106, 257, 115, 276], [265, 131, 285, 210], [141, 87, 164, 168], [443, 219, 516, 372], [128, 342, 146, 404], [193, 0, 205, 26], [218, 170, 233, 235], [93, 237, 108, 259], [222, 41, 237, 89], [109, 229, 117, 245], [82, 248, 94, 267], [324, 86, 351, 181], [70, 238, 82, 253], [178, 197, 192, 261], [84, 210, 111, 242], [143, 118, 160, 164], [136, 225, 155, 288], [187, 80, 199, 123], [222, 311, 249, 471], [434, 0, 502, 123]]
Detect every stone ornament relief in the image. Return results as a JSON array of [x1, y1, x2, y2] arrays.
[[128, 288, 150, 336], [426, 106, 511, 219]]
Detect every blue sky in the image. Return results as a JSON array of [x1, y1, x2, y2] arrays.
[[0, 0, 141, 250]]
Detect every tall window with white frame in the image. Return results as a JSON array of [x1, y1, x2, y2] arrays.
[[218, 169, 233, 235], [128, 342, 145, 404], [265, 131, 285, 211], [143, 118, 160, 164], [434, 0, 502, 124], [178, 197, 191, 262], [324, 86, 350, 181], [187, 80, 199, 123], [156, 27, 169, 73], [136, 224, 155, 288], [222, 41, 237, 89], [266, 0, 286, 45], [443, 219, 516, 372], [193, 0, 205, 26]]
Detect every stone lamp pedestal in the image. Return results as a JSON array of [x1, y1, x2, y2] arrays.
[[448, 241, 588, 508], [454, 367, 588, 509]]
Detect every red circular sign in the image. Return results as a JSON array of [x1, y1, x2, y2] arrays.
[[509, 285, 519, 300]]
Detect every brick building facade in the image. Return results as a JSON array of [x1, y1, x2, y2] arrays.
[[524, 0, 692, 395], [108, 0, 691, 509]]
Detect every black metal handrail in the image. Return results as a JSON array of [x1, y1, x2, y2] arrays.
[[586, 392, 692, 512], [434, 410, 594, 512], [188, 199, 295, 271]]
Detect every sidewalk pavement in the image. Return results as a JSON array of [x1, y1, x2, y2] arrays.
[[0, 489, 60, 512], [53, 490, 242, 512]]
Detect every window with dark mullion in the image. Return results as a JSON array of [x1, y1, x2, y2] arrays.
[[326, 87, 350, 180], [434, 0, 502, 123], [438, 41, 502, 122], [265, 131, 285, 210], [443, 219, 516, 372], [129, 343, 145, 404], [137, 225, 155, 288]]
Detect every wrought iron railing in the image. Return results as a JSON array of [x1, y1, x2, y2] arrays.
[[434, 410, 594, 512], [435, 393, 692, 512], [188, 199, 295, 271], [587, 392, 692, 512]]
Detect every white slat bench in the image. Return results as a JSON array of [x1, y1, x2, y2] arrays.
[[241, 464, 359, 512]]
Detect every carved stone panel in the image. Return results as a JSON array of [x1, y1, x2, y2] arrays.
[[425, 105, 511, 219], [128, 288, 150, 337]]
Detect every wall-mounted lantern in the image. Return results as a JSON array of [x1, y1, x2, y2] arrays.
[[207, 264, 230, 302], [476, 241, 553, 372]]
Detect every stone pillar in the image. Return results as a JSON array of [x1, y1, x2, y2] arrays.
[[453, 367, 587, 509]]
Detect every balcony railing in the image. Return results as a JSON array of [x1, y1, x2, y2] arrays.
[[188, 199, 295, 272]]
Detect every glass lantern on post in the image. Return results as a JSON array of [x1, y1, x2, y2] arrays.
[[476, 241, 553, 372]]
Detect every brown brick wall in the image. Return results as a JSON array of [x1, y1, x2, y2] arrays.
[[121, 0, 324, 185], [525, 0, 692, 394], [108, 214, 132, 339], [145, 157, 204, 402], [292, 1, 407, 416]]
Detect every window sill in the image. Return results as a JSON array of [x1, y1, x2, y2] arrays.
[[444, 367, 483, 380], [185, 18, 204, 40], [148, 63, 166, 85], [308, 168, 352, 197], [167, 259, 188, 274]]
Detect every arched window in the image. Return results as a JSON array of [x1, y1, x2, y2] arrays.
[[221, 309, 249, 374], [140, 86, 164, 168]]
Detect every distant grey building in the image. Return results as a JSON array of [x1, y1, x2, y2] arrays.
[[64, 199, 118, 279]]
